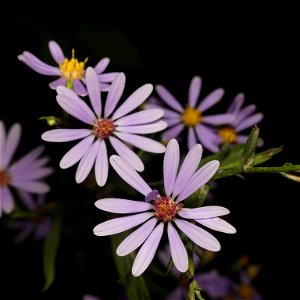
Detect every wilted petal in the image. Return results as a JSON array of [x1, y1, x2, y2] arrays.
[[196, 217, 236, 234], [75, 140, 100, 183], [114, 132, 166, 153], [198, 88, 224, 112], [48, 41, 65, 64], [116, 121, 167, 134], [112, 84, 153, 120], [114, 109, 164, 126], [86, 67, 102, 116], [109, 136, 144, 171], [176, 160, 219, 202], [132, 222, 164, 276], [164, 139, 180, 196], [104, 73, 126, 118], [168, 223, 188, 272], [156, 85, 184, 112], [42, 129, 91, 142], [60, 135, 95, 168], [162, 124, 184, 141], [172, 144, 203, 198], [95, 198, 153, 213], [117, 218, 157, 256], [110, 155, 152, 195], [178, 206, 230, 219], [174, 219, 220, 251], [189, 76, 202, 108], [94, 140, 108, 187], [93, 212, 154, 236]]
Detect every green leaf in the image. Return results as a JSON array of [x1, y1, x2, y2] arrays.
[[110, 234, 151, 300], [241, 125, 260, 170], [42, 215, 61, 292], [254, 145, 284, 166]]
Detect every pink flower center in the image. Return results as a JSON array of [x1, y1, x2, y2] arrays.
[[93, 118, 115, 139], [154, 196, 183, 222], [0, 170, 10, 187]]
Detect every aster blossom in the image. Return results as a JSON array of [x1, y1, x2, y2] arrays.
[[93, 139, 236, 276], [0, 121, 53, 217], [150, 76, 234, 152], [18, 40, 117, 96], [217, 93, 264, 146], [42, 67, 166, 187], [7, 191, 52, 243]]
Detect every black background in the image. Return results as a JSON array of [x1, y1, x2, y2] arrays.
[[1, 8, 299, 300]]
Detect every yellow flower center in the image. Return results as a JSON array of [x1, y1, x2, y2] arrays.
[[218, 126, 237, 144], [93, 118, 115, 139], [181, 106, 202, 127], [0, 170, 10, 187], [154, 196, 183, 222], [59, 49, 87, 83]]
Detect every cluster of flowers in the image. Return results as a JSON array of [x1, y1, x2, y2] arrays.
[[1, 40, 266, 298]]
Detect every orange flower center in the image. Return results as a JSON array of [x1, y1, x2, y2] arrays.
[[0, 170, 10, 187], [218, 126, 237, 144], [154, 196, 183, 222], [93, 118, 115, 139], [181, 106, 202, 127]]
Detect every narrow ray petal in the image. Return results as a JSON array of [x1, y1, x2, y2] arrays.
[[188, 127, 197, 149], [117, 218, 157, 256], [95, 57, 110, 74], [174, 219, 220, 251], [203, 113, 235, 125], [236, 113, 264, 132], [189, 76, 202, 108], [116, 121, 167, 134], [198, 88, 224, 112], [86, 67, 102, 116], [178, 206, 230, 219], [162, 124, 184, 141], [196, 217, 236, 234], [168, 223, 188, 272], [195, 124, 220, 153], [42, 129, 91, 142], [132, 223, 164, 276], [48, 41, 65, 63], [110, 155, 152, 195], [95, 140, 108, 187], [93, 212, 154, 236], [156, 85, 184, 112]]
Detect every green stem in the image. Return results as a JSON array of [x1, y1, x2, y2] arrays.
[[213, 165, 300, 180], [188, 241, 195, 300]]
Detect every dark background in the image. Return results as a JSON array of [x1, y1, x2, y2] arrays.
[[1, 8, 299, 300]]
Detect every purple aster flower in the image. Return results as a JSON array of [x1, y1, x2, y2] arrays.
[[18, 40, 118, 96], [7, 191, 52, 243], [0, 121, 53, 217], [217, 93, 264, 145], [150, 76, 234, 152], [93, 139, 236, 276], [196, 269, 263, 299], [42, 67, 166, 187]]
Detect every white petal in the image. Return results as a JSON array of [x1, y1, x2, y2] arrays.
[[114, 132, 166, 153], [117, 218, 157, 256], [116, 121, 167, 134], [95, 140, 108, 187], [60, 135, 95, 169], [174, 219, 220, 251], [95, 198, 153, 213], [196, 217, 236, 234], [109, 136, 144, 171], [114, 109, 164, 126], [172, 144, 203, 198], [132, 223, 164, 276], [93, 212, 154, 236], [112, 84, 153, 120], [168, 223, 188, 272], [176, 160, 219, 202], [178, 206, 230, 219], [42, 129, 91, 142], [164, 139, 180, 196], [75, 140, 100, 183], [109, 155, 151, 195]]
